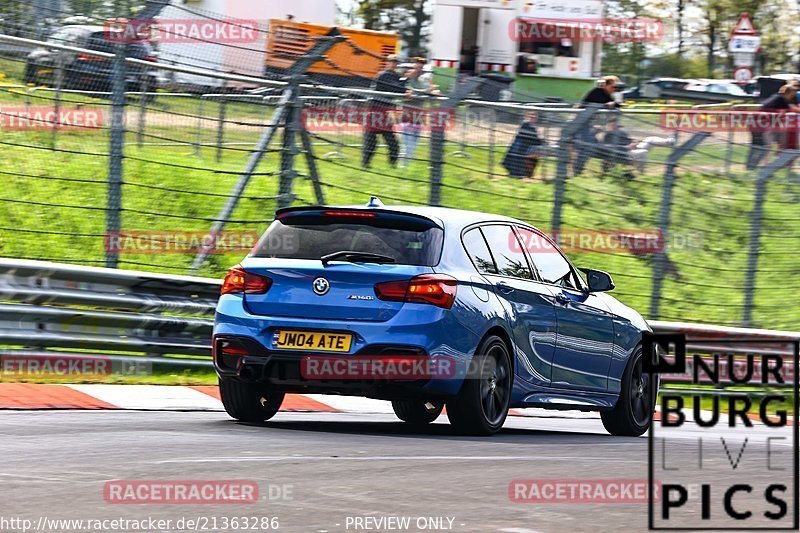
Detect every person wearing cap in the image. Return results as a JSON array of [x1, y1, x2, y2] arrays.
[[362, 54, 407, 169]]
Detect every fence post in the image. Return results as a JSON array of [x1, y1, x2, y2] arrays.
[[278, 83, 301, 209], [105, 44, 127, 269], [193, 95, 205, 157], [550, 106, 599, 236], [299, 127, 326, 204], [51, 53, 64, 149], [741, 150, 797, 327], [429, 78, 484, 206], [215, 80, 228, 162], [648, 132, 709, 319], [136, 71, 148, 148], [487, 106, 496, 179], [190, 29, 344, 272]]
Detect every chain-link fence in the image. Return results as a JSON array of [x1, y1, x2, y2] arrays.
[[0, 1, 798, 331]]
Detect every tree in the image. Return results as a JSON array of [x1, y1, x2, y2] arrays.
[[357, 0, 429, 56]]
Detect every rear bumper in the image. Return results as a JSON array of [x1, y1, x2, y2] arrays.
[[213, 295, 482, 398]]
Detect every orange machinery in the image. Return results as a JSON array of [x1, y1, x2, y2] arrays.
[[265, 19, 399, 82]]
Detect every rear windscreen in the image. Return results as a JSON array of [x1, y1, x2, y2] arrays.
[[250, 217, 444, 266]]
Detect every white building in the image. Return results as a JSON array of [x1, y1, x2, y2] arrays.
[[430, 0, 603, 99]]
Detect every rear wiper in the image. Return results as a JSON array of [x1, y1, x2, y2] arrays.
[[320, 251, 396, 265]]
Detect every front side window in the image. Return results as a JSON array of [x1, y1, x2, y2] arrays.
[[517, 227, 577, 288]]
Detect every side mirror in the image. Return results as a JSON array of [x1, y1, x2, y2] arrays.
[[580, 268, 615, 293]]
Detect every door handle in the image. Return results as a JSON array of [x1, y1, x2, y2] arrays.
[[496, 281, 515, 294], [555, 293, 570, 304]]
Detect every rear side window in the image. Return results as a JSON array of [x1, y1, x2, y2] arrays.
[[462, 228, 497, 274], [480, 225, 533, 280], [250, 214, 444, 266]]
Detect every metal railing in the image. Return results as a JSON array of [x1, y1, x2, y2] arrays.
[[0, 259, 797, 383], [0, 258, 217, 369]]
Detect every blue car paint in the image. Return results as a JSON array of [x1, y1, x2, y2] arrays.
[[213, 205, 651, 411]]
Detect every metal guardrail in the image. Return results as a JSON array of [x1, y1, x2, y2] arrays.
[[0, 258, 218, 369], [0, 259, 797, 380]]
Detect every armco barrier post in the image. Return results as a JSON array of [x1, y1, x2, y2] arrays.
[[741, 150, 797, 327], [648, 132, 709, 320], [105, 44, 126, 269], [550, 106, 600, 236]]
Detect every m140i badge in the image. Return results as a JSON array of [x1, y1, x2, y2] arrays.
[[348, 295, 374, 301]]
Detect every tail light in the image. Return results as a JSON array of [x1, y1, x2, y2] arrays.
[[143, 56, 157, 63], [374, 274, 457, 309], [221, 265, 272, 295], [77, 53, 108, 62]]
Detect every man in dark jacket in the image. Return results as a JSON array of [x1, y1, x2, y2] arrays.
[[747, 83, 796, 169], [573, 76, 622, 174], [582, 76, 622, 108], [362, 55, 407, 168]]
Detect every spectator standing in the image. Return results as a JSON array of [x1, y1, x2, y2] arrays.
[[748, 83, 796, 169], [361, 55, 406, 169], [399, 57, 439, 168], [573, 76, 622, 175]]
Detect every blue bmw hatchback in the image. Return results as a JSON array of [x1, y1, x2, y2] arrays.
[[213, 199, 655, 436]]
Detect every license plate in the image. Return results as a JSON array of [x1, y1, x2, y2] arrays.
[[273, 330, 352, 352]]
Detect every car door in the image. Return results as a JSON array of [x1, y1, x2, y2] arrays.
[[517, 226, 615, 391], [467, 224, 557, 386]]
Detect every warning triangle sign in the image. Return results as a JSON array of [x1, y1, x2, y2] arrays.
[[732, 13, 757, 35]]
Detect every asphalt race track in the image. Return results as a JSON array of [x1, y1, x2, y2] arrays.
[[1, 409, 792, 533]]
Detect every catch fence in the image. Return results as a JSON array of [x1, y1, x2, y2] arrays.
[[0, 2, 797, 330]]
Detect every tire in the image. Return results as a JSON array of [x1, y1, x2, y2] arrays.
[[446, 335, 512, 436], [219, 377, 284, 423], [601, 347, 655, 436], [392, 400, 444, 425]]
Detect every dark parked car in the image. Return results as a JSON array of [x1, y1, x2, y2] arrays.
[[640, 77, 694, 98], [24, 25, 158, 92]]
